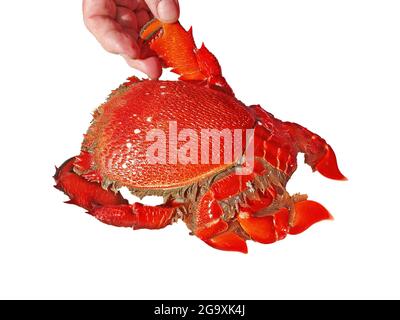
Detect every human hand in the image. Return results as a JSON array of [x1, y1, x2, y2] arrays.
[[83, 0, 180, 79]]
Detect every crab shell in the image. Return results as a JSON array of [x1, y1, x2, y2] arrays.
[[54, 20, 346, 253], [80, 79, 254, 192]]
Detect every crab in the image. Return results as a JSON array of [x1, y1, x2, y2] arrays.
[[54, 20, 346, 253]]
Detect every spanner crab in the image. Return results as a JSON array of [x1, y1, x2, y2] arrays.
[[54, 20, 346, 253]]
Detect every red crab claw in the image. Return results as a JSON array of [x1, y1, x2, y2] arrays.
[[54, 157, 127, 211], [140, 19, 234, 96], [289, 200, 333, 235], [55, 157, 179, 230], [314, 144, 347, 181], [191, 185, 248, 254], [237, 200, 332, 243], [237, 208, 290, 244], [252, 105, 347, 181], [300, 135, 347, 181], [205, 232, 248, 254]]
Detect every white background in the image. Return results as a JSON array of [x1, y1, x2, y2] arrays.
[[0, 0, 399, 299]]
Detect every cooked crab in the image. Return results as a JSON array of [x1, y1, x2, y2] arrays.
[[54, 20, 346, 253]]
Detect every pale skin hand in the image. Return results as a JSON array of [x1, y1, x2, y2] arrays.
[[83, 0, 180, 79]]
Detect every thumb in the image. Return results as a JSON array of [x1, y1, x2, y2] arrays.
[[144, 0, 180, 23]]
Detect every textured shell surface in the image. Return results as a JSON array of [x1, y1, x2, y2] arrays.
[[84, 80, 255, 190]]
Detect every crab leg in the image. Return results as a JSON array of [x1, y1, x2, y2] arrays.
[[54, 157, 127, 210], [192, 188, 247, 254], [252, 105, 347, 181], [140, 20, 234, 96], [54, 157, 178, 230], [189, 160, 269, 253], [193, 164, 332, 252], [237, 208, 290, 244], [90, 202, 178, 230], [238, 200, 332, 243], [190, 168, 272, 253], [192, 171, 273, 252]]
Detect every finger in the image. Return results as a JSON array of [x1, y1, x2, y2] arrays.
[[116, 6, 138, 30], [116, 0, 139, 10], [144, 0, 179, 23], [123, 55, 162, 79], [87, 16, 140, 58], [126, 27, 139, 37], [136, 9, 151, 29], [136, 0, 151, 11], [83, 0, 139, 58]]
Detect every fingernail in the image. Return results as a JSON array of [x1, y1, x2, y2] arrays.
[[157, 0, 179, 23]]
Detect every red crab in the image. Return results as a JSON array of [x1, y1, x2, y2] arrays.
[[54, 20, 346, 253]]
